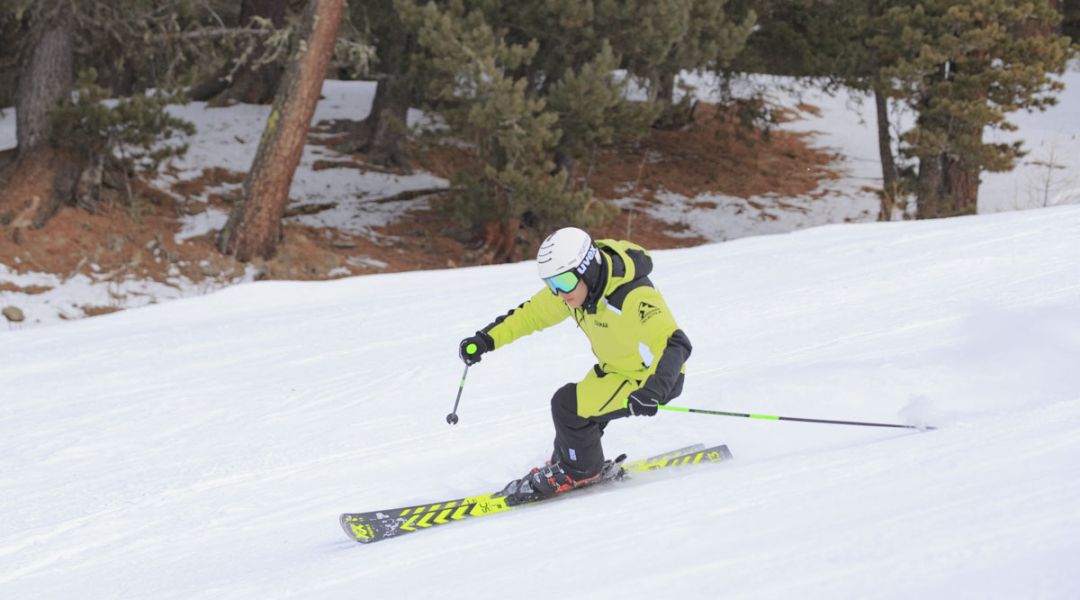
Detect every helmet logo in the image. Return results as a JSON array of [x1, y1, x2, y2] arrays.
[[575, 245, 597, 275]]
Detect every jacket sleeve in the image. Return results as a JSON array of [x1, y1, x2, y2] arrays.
[[481, 287, 571, 349], [633, 288, 692, 402]]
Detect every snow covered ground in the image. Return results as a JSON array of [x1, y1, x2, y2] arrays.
[[1, 81, 447, 328], [650, 64, 1080, 241], [2, 67, 1079, 329], [1, 204, 1079, 599], [156, 80, 447, 243]]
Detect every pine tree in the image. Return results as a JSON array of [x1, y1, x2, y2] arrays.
[[399, 0, 753, 259], [400, 0, 581, 260], [871, 0, 1072, 219], [599, 0, 754, 115]]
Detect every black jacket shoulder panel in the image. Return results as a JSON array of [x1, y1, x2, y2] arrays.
[[604, 247, 626, 279], [625, 248, 653, 278], [607, 276, 653, 311]]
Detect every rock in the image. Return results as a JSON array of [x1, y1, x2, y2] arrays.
[[3, 306, 25, 322]]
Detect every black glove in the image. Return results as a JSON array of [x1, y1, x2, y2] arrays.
[[626, 388, 661, 417], [458, 332, 494, 366]]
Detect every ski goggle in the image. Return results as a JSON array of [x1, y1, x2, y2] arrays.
[[543, 270, 580, 295]]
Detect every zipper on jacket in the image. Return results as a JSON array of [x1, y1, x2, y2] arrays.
[[598, 380, 628, 413]]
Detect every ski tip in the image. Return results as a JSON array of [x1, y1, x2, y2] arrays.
[[340, 513, 377, 544]]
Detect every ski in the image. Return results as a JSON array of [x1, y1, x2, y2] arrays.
[[622, 442, 705, 470], [340, 443, 732, 544]]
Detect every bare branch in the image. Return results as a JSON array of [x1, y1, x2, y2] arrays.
[[148, 26, 277, 43]]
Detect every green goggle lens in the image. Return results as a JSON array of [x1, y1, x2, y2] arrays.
[[544, 271, 580, 294]]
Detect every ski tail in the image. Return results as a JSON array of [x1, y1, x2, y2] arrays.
[[624, 443, 732, 473], [622, 443, 705, 471]]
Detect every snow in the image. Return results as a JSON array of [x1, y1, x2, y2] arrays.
[[155, 80, 447, 242], [2, 204, 1080, 598], [0, 261, 258, 322], [632, 73, 884, 240], [0, 106, 13, 149]]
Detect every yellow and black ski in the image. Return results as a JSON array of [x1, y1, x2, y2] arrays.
[[339, 443, 732, 544]]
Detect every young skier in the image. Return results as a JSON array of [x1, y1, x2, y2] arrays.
[[458, 227, 692, 501]]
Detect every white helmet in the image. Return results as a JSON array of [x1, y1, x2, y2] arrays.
[[537, 227, 596, 279]]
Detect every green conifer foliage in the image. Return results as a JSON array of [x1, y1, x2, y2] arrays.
[[47, 70, 195, 212], [399, 0, 753, 256], [402, 0, 579, 248], [871, 0, 1072, 218]]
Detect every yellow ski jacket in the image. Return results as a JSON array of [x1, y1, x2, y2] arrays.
[[481, 240, 691, 401]]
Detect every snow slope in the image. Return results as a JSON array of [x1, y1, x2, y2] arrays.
[[2, 206, 1079, 599]]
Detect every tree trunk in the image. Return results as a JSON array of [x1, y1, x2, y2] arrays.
[[340, 4, 413, 168], [651, 70, 691, 130], [656, 70, 676, 106], [0, 72, 16, 109], [344, 73, 412, 168], [0, 17, 22, 109], [14, 7, 73, 151], [915, 153, 979, 220], [482, 217, 521, 263], [0, 1, 78, 232], [189, 0, 288, 106], [217, 0, 345, 262], [873, 83, 899, 221], [1065, 0, 1080, 39]]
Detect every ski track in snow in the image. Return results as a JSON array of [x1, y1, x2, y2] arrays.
[[2, 206, 1079, 598]]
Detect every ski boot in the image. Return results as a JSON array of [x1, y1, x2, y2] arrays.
[[501, 456, 626, 504]]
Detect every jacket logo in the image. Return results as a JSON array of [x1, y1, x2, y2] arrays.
[[639, 301, 662, 323], [593, 321, 608, 328]]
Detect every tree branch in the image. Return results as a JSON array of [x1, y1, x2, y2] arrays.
[[148, 26, 277, 43], [357, 186, 455, 204]]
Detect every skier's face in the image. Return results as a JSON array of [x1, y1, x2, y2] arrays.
[[558, 279, 588, 309]]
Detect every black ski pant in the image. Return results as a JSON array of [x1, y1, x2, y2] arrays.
[[550, 369, 684, 478]]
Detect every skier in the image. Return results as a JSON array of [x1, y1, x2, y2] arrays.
[[458, 227, 692, 501]]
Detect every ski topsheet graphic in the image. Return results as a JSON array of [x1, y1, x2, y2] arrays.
[[340, 443, 733, 543]]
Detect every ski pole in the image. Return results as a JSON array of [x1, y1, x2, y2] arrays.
[[658, 404, 936, 431], [446, 364, 470, 425]]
